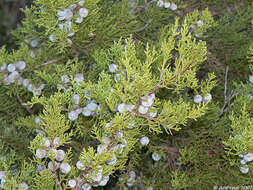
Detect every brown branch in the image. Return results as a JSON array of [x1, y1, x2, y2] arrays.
[[16, 94, 33, 115], [52, 161, 63, 190], [132, 112, 159, 121], [34, 59, 60, 69], [73, 167, 92, 190]]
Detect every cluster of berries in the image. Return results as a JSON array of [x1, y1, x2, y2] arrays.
[[35, 136, 72, 176], [193, 93, 212, 104], [117, 95, 157, 117], [53, 0, 88, 44], [73, 122, 128, 188], [0, 171, 28, 190], [138, 94, 157, 117], [239, 153, 253, 174], [156, 1, 177, 10], [1, 61, 45, 95], [108, 63, 122, 83], [188, 20, 205, 38], [109, 62, 158, 118], [61, 73, 85, 87], [1, 61, 26, 85], [68, 93, 100, 121]]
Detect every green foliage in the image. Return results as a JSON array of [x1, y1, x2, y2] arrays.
[[1, 0, 253, 189]]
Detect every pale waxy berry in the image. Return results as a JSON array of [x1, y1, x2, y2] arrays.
[[79, 8, 88, 18], [7, 64, 16, 72], [170, 3, 177, 10], [48, 161, 60, 172], [56, 150, 65, 162], [138, 105, 149, 114], [78, 0, 85, 6], [106, 153, 117, 165], [49, 34, 54, 42], [41, 137, 50, 148], [141, 95, 153, 107], [140, 136, 149, 146], [129, 171, 136, 179], [203, 93, 212, 103], [109, 64, 117, 73], [35, 129, 46, 136], [114, 73, 121, 82], [36, 149, 47, 159], [30, 39, 39, 47], [91, 168, 103, 182], [39, 84, 45, 90], [18, 182, 28, 190], [82, 107, 92, 116], [22, 79, 30, 87], [98, 175, 110, 186], [53, 137, 60, 147], [0, 171, 6, 188], [57, 8, 73, 21], [68, 32, 75, 37], [0, 171, 6, 187], [81, 183, 91, 190], [243, 153, 253, 162], [157, 0, 164, 7], [101, 137, 111, 145], [64, 21, 72, 33], [17, 77, 23, 85], [118, 103, 127, 114], [37, 165, 45, 174], [67, 38, 73, 45], [0, 171, 6, 178], [68, 110, 78, 121], [60, 162, 71, 174], [197, 20, 204, 27], [97, 144, 108, 154], [116, 131, 124, 139], [193, 94, 202, 104], [75, 17, 83, 24], [61, 75, 69, 84], [76, 160, 86, 170], [30, 50, 35, 58], [27, 84, 35, 92], [15, 61, 26, 71], [164, 2, 171, 8], [249, 75, 253, 83], [74, 74, 84, 84], [87, 102, 98, 111], [240, 165, 249, 174], [152, 152, 161, 161], [35, 116, 42, 125], [240, 159, 246, 165], [68, 179, 77, 188], [0, 63, 6, 71], [147, 111, 157, 118], [73, 94, 80, 105], [69, 3, 77, 10], [126, 104, 135, 112], [126, 181, 134, 187], [8, 71, 19, 83]]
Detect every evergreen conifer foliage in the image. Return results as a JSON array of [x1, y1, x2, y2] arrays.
[[4, 0, 252, 189]]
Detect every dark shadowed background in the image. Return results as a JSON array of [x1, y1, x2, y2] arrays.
[[0, 0, 32, 49]]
